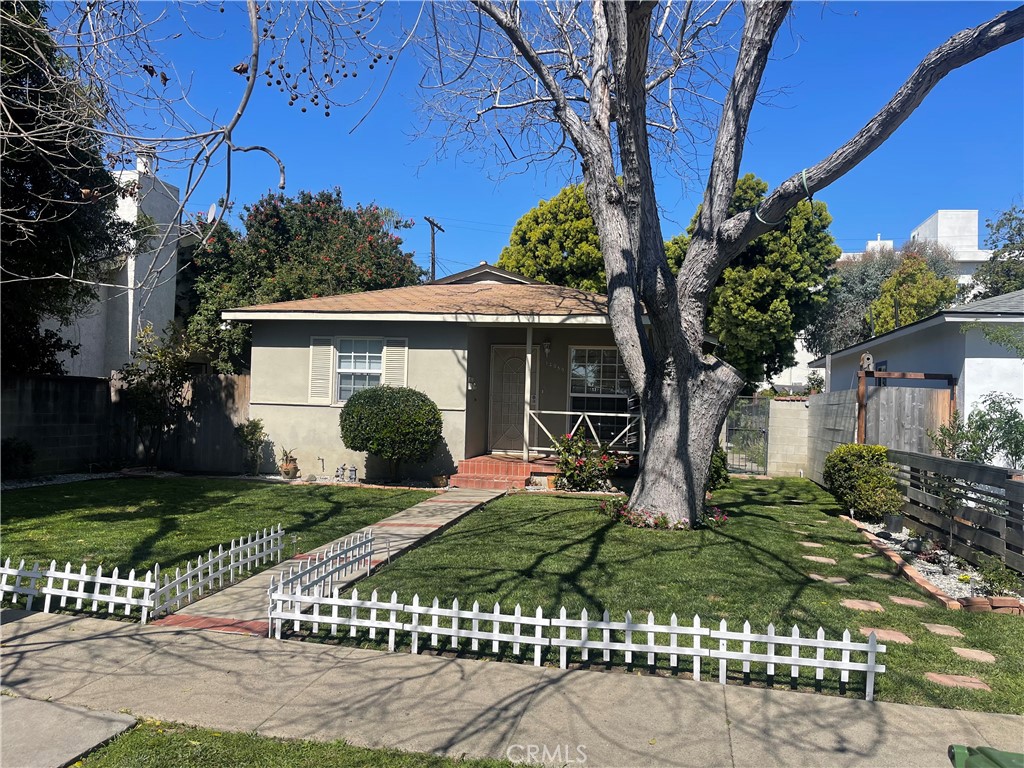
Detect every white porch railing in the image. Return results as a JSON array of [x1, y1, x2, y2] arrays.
[[527, 409, 642, 456]]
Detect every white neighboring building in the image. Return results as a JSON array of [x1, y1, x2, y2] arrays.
[[809, 290, 1024, 420], [775, 210, 993, 388], [54, 155, 181, 377]]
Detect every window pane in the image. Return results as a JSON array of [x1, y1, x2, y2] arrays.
[[368, 339, 384, 355], [340, 339, 353, 354]]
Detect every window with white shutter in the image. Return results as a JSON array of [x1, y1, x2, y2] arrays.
[[382, 338, 408, 387], [308, 336, 334, 404]]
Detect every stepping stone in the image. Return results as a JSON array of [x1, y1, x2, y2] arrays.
[[951, 647, 996, 663], [859, 628, 913, 644], [808, 574, 850, 586], [803, 556, 837, 565], [925, 673, 990, 691], [889, 596, 929, 608], [923, 623, 964, 638], [854, 553, 878, 559], [868, 572, 897, 581], [842, 599, 884, 612], [794, 530, 811, 536], [799, 541, 824, 548]]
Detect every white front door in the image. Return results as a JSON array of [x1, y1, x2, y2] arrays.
[[488, 345, 540, 453]]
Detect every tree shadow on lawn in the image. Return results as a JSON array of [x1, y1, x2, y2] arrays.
[[6, 479, 428, 573]]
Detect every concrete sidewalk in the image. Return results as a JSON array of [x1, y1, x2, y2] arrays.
[[2, 610, 1021, 767], [170, 488, 502, 627]]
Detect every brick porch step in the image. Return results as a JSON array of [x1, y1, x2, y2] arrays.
[[449, 475, 526, 491]]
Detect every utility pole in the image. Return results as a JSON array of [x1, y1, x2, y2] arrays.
[[424, 216, 445, 281]]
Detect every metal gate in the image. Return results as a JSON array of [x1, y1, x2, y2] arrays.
[[724, 396, 769, 474]]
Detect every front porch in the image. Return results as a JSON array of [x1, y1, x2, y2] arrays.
[[454, 323, 642, 489]]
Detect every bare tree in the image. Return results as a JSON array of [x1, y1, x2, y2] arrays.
[[419, 1, 1024, 524]]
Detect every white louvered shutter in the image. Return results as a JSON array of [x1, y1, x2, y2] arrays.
[[382, 338, 408, 387], [308, 336, 334, 403]]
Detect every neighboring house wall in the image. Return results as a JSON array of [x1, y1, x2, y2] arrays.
[[53, 165, 181, 378], [962, 326, 1024, 415], [826, 324, 966, 404], [766, 400, 809, 477]]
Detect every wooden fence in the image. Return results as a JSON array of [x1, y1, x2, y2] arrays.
[[1, 525, 285, 623], [267, 588, 887, 701], [889, 450, 1024, 575]]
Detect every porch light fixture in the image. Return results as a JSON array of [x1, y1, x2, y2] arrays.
[[542, 339, 552, 359]]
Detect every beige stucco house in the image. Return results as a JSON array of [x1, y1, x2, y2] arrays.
[[222, 264, 640, 485]]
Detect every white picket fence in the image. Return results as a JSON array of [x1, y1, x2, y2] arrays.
[[267, 589, 888, 700], [1, 559, 157, 622], [268, 531, 374, 598], [1, 524, 285, 623], [152, 525, 285, 616]]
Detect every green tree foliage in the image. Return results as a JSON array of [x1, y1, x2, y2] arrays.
[[496, 184, 605, 292], [118, 325, 196, 467], [971, 204, 1024, 299], [805, 243, 959, 357], [186, 189, 422, 372], [500, 175, 840, 386], [928, 393, 1024, 470], [669, 174, 841, 385], [868, 254, 958, 334], [1, 0, 131, 375]]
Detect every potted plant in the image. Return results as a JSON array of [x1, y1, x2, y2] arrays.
[[279, 448, 300, 480]]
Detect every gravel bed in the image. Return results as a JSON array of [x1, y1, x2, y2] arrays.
[[1, 472, 124, 491], [860, 521, 995, 599]]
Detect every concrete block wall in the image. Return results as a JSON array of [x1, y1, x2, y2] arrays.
[[766, 399, 810, 477], [1, 376, 116, 475]]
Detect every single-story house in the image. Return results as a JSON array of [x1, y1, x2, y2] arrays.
[[809, 289, 1024, 418], [223, 264, 644, 486]]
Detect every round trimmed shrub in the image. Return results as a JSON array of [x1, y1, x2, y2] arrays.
[[339, 386, 443, 479], [823, 443, 903, 520]]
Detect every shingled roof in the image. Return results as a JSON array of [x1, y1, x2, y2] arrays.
[[224, 282, 610, 320]]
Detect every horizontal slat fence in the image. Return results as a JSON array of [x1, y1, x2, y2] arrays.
[[1, 525, 285, 623], [889, 450, 1024, 574], [267, 588, 887, 700]]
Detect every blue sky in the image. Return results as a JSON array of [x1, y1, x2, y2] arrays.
[[149, 2, 1022, 278]]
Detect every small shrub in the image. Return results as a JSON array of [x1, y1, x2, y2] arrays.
[[703, 506, 729, 529], [707, 445, 730, 494], [553, 431, 616, 491], [339, 386, 443, 479], [234, 418, 268, 474], [823, 444, 903, 521], [977, 555, 1023, 597], [1, 437, 35, 480], [598, 497, 687, 530]]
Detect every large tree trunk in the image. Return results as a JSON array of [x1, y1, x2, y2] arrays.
[[630, 352, 744, 525]]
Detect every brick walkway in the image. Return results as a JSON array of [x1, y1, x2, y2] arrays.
[[151, 488, 503, 634]]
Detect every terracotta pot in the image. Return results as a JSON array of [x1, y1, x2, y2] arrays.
[[281, 461, 299, 480]]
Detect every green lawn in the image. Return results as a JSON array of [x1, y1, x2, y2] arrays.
[[0, 479, 433, 573], [352, 478, 1024, 714], [79, 719, 517, 768]]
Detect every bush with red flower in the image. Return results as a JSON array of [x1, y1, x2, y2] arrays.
[[552, 431, 616, 491]]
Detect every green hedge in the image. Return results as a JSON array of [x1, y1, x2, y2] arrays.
[[822, 444, 904, 520], [339, 387, 443, 478]]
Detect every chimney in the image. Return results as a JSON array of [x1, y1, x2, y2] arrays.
[[136, 147, 158, 175]]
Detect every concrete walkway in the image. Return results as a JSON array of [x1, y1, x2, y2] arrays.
[[163, 488, 502, 631], [2, 610, 1021, 768]]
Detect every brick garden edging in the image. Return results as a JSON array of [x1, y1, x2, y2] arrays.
[[841, 515, 961, 610]]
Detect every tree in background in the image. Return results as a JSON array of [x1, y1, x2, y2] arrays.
[[497, 184, 605, 292], [971, 205, 1024, 299], [186, 189, 422, 372], [501, 174, 839, 388], [805, 243, 959, 357], [868, 253, 959, 334], [1, 0, 131, 375], [668, 174, 840, 386]]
